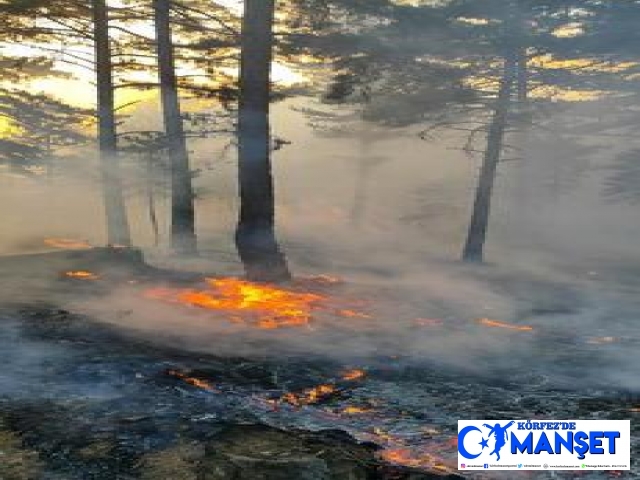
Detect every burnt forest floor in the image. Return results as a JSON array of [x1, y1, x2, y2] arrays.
[[0, 248, 638, 480]]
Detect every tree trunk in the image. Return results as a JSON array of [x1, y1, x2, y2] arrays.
[[462, 53, 517, 263], [153, 0, 197, 255], [235, 0, 291, 282], [146, 152, 160, 247], [92, 0, 131, 247]]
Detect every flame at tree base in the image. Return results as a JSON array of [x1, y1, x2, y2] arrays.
[[144, 277, 369, 330], [64, 271, 100, 280]]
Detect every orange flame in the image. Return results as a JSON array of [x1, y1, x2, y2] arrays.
[[279, 384, 338, 407], [380, 448, 456, 473], [44, 238, 92, 250], [342, 369, 366, 381], [341, 406, 372, 415], [374, 434, 459, 474], [145, 278, 325, 329], [271, 366, 367, 409], [145, 277, 371, 329], [64, 271, 99, 280], [166, 369, 217, 392], [478, 318, 533, 331]]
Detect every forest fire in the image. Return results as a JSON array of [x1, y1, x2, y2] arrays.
[[144, 277, 370, 329], [4, 0, 639, 477], [44, 238, 92, 250], [477, 318, 534, 331], [63, 270, 100, 280]]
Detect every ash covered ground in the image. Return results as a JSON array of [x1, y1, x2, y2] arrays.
[[0, 248, 638, 479]]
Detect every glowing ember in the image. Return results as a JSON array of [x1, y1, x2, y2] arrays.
[[477, 318, 533, 331], [370, 432, 459, 475], [64, 271, 99, 280], [341, 406, 372, 415], [279, 384, 339, 407], [145, 277, 371, 329], [44, 238, 92, 250], [145, 278, 325, 329], [272, 367, 367, 409], [342, 369, 366, 381], [629, 407, 640, 413], [380, 448, 456, 473], [166, 369, 217, 392]]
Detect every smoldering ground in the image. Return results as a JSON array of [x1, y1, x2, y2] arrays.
[[51, 254, 637, 393], [0, 96, 640, 398]]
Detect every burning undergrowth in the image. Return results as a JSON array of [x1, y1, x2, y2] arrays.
[[63, 261, 640, 392], [143, 276, 371, 330], [3, 250, 638, 478]]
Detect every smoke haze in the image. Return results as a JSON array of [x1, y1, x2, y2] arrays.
[[1, 94, 639, 394]]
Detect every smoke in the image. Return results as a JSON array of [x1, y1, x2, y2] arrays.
[[1, 92, 639, 394], [56, 253, 640, 392]]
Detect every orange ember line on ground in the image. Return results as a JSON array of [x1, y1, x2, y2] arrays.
[[375, 435, 460, 475], [478, 318, 534, 331], [44, 238, 92, 250], [342, 369, 366, 381], [166, 370, 217, 392], [341, 406, 372, 415], [145, 278, 326, 329], [279, 384, 338, 407], [273, 367, 368, 409], [381, 448, 456, 473], [64, 271, 99, 280]]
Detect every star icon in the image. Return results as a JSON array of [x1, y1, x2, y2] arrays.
[[479, 437, 489, 449]]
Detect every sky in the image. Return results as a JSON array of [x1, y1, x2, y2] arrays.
[[0, 0, 302, 112]]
